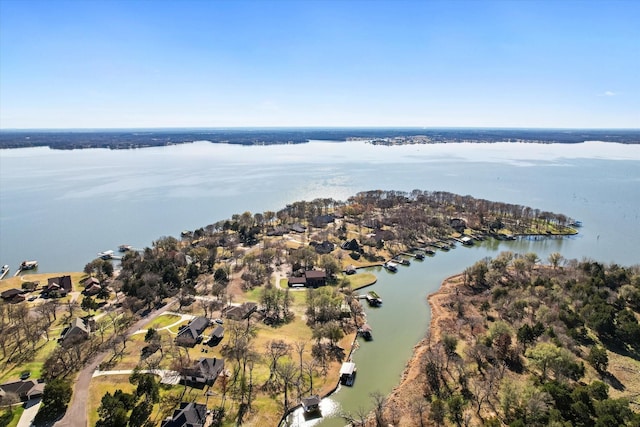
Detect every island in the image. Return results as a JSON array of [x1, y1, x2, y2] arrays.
[[2, 189, 637, 427]]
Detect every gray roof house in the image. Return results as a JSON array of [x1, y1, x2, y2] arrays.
[[161, 402, 207, 427], [175, 317, 210, 347], [182, 357, 225, 386]]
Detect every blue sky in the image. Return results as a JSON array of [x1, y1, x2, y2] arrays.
[[1, 0, 638, 129]]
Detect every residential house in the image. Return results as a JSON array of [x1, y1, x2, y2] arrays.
[[60, 318, 91, 345], [310, 240, 335, 254], [161, 402, 207, 427], [182, 357, 225, 386], [224, 302, 258, 321], [207, 325, 224, 346], [0, 380, 45, 401], [81, 276, 100, 288], [45, 275, 72, 297], [286, 270, 327, 288], [450, 218, 467, 233], [175, 317, 210, 347], [1, 288, 25, 303]]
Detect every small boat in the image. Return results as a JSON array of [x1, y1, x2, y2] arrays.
[[97, 250, 114, 260], [570, 220, 583, 227], [20, 260, 38, 270], [0, 265, 9, 280], [118, 244, 132, 252], [424, 248, 436, 255], [415, 252, 425, 260], [383, 261, 398, 272]]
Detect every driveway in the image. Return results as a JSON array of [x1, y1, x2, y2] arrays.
[[17, 397, 41, 427]]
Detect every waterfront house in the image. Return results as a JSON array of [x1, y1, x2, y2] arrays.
[[182, 357, 225, 386], [450, 218, 467, 233], [1, 288, 25, 303], [341, 239, 361, 252], [161, 402, 207, 427], [176, 317, 210, 347], [45, 275, 72, 297]]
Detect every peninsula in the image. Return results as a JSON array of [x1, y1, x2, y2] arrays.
[[0, 189, 619, 427]]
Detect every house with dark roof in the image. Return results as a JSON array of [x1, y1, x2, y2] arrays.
[[312, 214, 335, 227], [286, 269, 327, 288], [1, 288, 25, 303], [60, 318, 91, 345], [207, 325, 224, 346], [175, 317, 210, 347], [0, 380, 45, 401], [45, 275, 72, 297], [310, 240, 335, 254], [182, 357, 225, 386], [161, 402, 207, 427], [81, 276, 100, 288], [224, 302, 258, 321]]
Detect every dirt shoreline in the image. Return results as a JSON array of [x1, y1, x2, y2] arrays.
[[382, 273, 465, 424]]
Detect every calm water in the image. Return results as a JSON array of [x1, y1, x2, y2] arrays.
[[1, 140, 640, 425]]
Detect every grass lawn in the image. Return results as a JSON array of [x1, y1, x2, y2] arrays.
[[144, 313, 183, 330], [0, 405, 25, 427]]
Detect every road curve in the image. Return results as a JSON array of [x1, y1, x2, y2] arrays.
[[54, 300, 176, 427]]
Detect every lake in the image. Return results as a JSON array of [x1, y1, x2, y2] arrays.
[[1, 140, 639, 425]]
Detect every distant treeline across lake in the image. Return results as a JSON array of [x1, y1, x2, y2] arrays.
[[1, 128, 638, 150]]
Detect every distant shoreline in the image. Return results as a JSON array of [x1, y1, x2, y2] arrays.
[[1, 128, 638, 150]]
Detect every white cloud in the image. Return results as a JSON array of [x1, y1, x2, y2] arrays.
[[600, 90, 616, 96]]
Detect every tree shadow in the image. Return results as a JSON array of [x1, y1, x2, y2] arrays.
[[602, 371, 626, 391]]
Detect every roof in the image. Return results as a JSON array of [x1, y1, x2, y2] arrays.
[[340, 362, 356, 376], [211, 325, 224, 338], [305, 270, 326, 279], [302, 394, 321, 407], [62, 318, 90, 343], [196, 357, 225, 379], [82, 276, 100, 286], [225, 302, 258, 320], [1, 288, 23, 299], [287, 276, 307, 285], [161, 402, 207, 427], [47, 275, 72, 291], [188, 317, 210, 334], [0, 380, 39, 399]]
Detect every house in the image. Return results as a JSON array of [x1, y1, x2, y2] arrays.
[[287, 276, 307, 288], [341, 239, 361, 252], [312, 214, 335, 227], [161, 402, 207, 427], [287, 269, 327, 288], [450, 218, 467, 233], [60, 318, 91, 345], [182, 357, 225, 386], [81, 276, 100, 287], [1, 288, 25, 303], [310, 240, 335, 254], [289, 223, 306, 233], [207, 325, 224, 346], [175, 317, 210, 347], [84, 283, 102, 296], [224, 302, 258, 321], [0, 379, 45, 401], [45, 275, 72, 297], [305, 270, 327, 287]]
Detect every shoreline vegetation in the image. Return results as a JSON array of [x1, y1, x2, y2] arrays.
[[0, 189, 610, 426], [382, 261, 640, 426], [1, 128, 639, 150]]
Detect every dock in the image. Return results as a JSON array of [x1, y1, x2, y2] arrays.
[[0, 265, 9, 280]]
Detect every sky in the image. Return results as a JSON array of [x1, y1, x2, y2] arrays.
[[0, 0, 638, 129]]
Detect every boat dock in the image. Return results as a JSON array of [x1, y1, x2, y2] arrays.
[[0, 265, 9, 280]]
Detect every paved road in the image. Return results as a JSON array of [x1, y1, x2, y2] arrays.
[[54, 300, 176, 427]]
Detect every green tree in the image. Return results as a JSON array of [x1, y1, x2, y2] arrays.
[[33, 379, 72, 424], [128, 401, 152, 427], [587, 346, 609, 373]]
